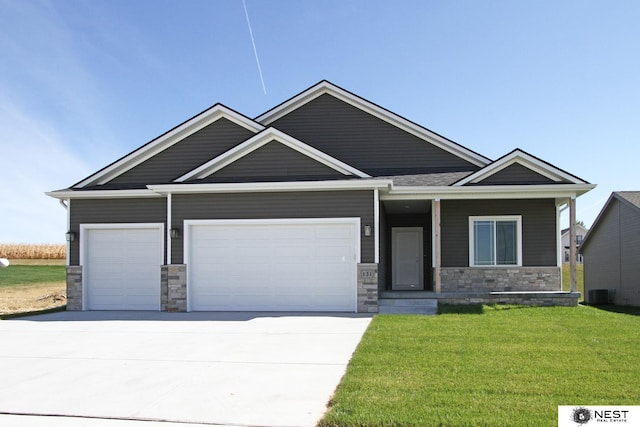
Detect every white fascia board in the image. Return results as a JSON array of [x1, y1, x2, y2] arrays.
[[455, 150, 587, 186], [74, 105, 264, 188], [45, 189, 163, 199], [256, 81, 490, 168], [380, 183, 597, 201], [149, 179, 392, 195], [175, 127, 370, 181]]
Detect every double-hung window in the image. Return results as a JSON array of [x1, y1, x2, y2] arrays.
[[469, 216, 522, 266]]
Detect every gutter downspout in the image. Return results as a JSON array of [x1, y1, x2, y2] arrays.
[[59, 199, 71, 266]]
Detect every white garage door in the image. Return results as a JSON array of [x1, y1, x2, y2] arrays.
[[82, 225, 163, 310], [187, 219, 359, 312]]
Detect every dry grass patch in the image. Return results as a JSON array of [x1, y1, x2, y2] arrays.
[[0, 258, 66, 315], [0, 282, 66, 315]]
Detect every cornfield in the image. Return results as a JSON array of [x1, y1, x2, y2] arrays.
[[0, 243, 66, 259]]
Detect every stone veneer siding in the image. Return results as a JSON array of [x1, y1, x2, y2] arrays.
[[357, 263, 378, 313], [161, 264, 187, 312], [66, 265, 83, 311], [435, 292, 579, 307], [440, 267, 561, 293]]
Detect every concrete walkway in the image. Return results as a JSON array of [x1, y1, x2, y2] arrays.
[[0, 311, 372, 427]]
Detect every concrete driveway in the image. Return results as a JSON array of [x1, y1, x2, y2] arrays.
[[0, 311, 372, 427]]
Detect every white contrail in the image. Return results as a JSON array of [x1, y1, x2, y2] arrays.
[[242, 0, 267, 95]]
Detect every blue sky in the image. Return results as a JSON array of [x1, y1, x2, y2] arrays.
[[1, 0, 638, 243]]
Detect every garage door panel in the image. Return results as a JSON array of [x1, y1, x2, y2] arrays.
[[84, 226, 162, 311], [189, 220, 357, 312]]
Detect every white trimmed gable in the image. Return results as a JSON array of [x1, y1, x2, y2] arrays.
[[454, 149, 589, 186], [73, 105, 264, 188], [256, 81, 491, 168], [175, 127, 371, 182]]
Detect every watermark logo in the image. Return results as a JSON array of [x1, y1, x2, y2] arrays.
[[559, 406, 639, 426], [572, 407, 592, 424]]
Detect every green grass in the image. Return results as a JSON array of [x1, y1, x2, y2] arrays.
[[561, 263, 584, 297], [0, 264, 66, 287], [320, 305, 640, 427]]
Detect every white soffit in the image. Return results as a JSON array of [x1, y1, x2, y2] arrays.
[[45, 189, 163, 199], [255, 81, 491, 168], [73, 105, 264, 188], [175, 127, 370, 182], [383, 183, 596, 200], [454, 150, 589, 186]]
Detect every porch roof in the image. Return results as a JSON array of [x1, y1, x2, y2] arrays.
[[376, 172, 473, 186]]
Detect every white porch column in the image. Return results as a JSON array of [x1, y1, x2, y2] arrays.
[[166, 193, 172, 265], [569, 196, 577, 293], [433, 198, 442, 293]]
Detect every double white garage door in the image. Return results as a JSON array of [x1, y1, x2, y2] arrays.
[[82, 219, 358, 312]]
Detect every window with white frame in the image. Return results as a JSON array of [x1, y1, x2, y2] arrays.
[[469, 216, 522, 266]]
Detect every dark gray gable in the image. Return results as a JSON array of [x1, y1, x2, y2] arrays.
[[269, 93, 480, 176], [469, 163, 563, 185], [194, 140, 347, 183], [107, 118, 256, 186], [454, 149, 589, 187]]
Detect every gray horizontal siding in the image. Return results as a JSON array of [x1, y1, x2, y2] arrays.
[[108, 118, 255, 185], [619, 201, 640, 305], [202, 140, 345, 181], [270, 94, 479, 175], [583, 200, 621, 301], [171, 191, 374, 264], [441, 199, 557, 267], [584, 198, 640, 305], [473, 163, 562, 185], [69, 198, 167, 265]]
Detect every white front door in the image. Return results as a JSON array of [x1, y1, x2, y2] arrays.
[[392, 227, 424, 290]]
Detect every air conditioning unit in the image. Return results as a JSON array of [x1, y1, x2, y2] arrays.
[[588, 289, 609, 305]]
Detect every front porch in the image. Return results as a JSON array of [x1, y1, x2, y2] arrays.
[[378, 290, 580, 314], [371, 195, 583, 314]]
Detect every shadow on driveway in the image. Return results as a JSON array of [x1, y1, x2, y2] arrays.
[[15, 310, 375, 322]]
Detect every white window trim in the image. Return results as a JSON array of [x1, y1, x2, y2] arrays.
[[468, 216, 522, 267]]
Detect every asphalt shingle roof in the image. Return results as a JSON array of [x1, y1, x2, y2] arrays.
[[375, 171, 473, 187], [615, 191, 640, 209]]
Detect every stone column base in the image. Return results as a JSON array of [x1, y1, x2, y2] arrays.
[[161, 264, 187, 312], [357, 263, 378, 313], [66, 265, 83, 311]]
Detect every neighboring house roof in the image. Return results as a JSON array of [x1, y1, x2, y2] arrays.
[[616, 191, 640, 208], [579, 191, 640, 252], [561, 225, 589, 236]]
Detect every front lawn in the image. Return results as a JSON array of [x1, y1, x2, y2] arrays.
[[320, 305, 640, 427], [0, 264, 65, 286], [561, 263, 584, 298]]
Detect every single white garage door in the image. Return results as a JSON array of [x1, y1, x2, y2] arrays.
[[82, 224, 163, 310], [187, 219, 359, 312]]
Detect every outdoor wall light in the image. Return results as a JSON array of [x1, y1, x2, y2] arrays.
[[65, 231, 76, 242], [363, 225, 372, 237], [170, 228, 180, 239]]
